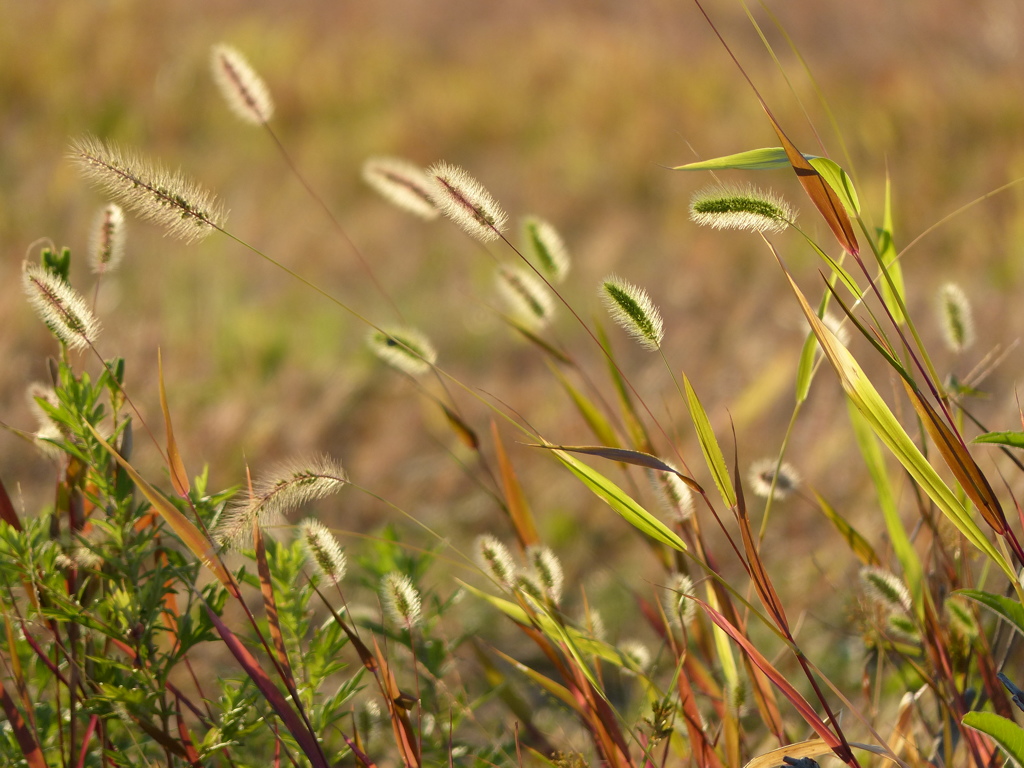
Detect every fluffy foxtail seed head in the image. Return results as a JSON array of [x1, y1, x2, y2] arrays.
[[381, 572, 422, 627], [661, 572, 696, 628], [475, 534, 516, 589], [496, 264, 555, 331], [619, 640, 651, 674], [22, 263, 101, 351], [649, 463, 694, 522], [859, 566, 912, 614], [748, 458, 800, 501], [526, 545, 563, 606], [427, 161, 508, 242], [367, 326, 437, 377], [69, 135, 226, 243], [211, 44, 274, 125], [522, 216, 570, 283], [362, 157, 439, 220], [689, 184, 795, 234], [298, 518, 347, 583], [937, 282, 975, 354], [90, 203, 126, 275], [600, 276, 664, 351], [216, 454, 346, 547]]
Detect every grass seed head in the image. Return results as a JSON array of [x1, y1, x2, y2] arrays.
[[475, 534, 516, 589], [748, 458, 800, 500], [362, 157, 439, 220], [89, 203, 126, 275], [367, 326, 438, 377], [69, 135, 226, 243], [600, 275, 664, 351], [299, 518, 347, 583], [661, 572, 696, 627], [937, 282, 975, 353], [496, 264, 555, 330], [381, 572, 422, 627], [522, 216, 570, 283], [22, 262, 101, 351], [649, 463, 694, 522], [526, 545, 564, 605], [619, 640, 651, 674], [859, 566, 912, 614], [211, 44, 274, 125], [689, 184, 795, 234], [428, 161, 508, 242]]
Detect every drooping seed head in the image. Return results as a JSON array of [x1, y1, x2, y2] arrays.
[[22, 262, 101, 351], [661, 572, 696, 628], [600, 275, 664, 351], [689, 184, 795, 234], [381, 571, 422, 627], [89, 203, 126, 275], [521, 216, 570, 283], [649, 463, 694, 522], [210, 44, 275, 125], [496, 264, 555, 330], [367, 326, 437, 377], [298, 518, 347, 583], [362, 157, 439, 220], [475, 534, 516, 589], [216, 454, 346, 547], [748, 458, 800, 501], [427, 161, 508, 242], [69, 135, 226, 243], [859, 566, 912, 614], [936, 282, 975, 353], [526, 545, 564, 606]]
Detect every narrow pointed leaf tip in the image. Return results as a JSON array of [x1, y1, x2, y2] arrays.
[[428, 161, 508, 242], [600, 275, 664, 351], [689, 184, 795, 234], [210, 44, 274, 125]]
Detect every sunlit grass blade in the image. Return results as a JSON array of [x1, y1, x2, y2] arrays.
[[158, 349, 189, 498], [684, 374, 736, 508], [673, 146, 807, 171], [846, 403, 921, 600], [974, 431, 1024, 449], [807, 157, 859, 216], [676, 664, 726, 768], [876, 176, 906, 325], [957, 589, 1024, 637], [0, 475, 21, 530], [492, 421, 540, 549], [962, 712, 1024, 768], [371, 636, 421, 768], [441, 404, 479, 450], [549, 363, 620, 448], [488, 646, 581, 712], [812, 490, 879, 567], [549, 448, 686, 552]]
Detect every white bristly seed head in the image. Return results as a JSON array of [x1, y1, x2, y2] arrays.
[[496, 264, 555, 331], [600, 275, 664, 351], [936, 282, 975, 353], [526, 545, 563, 606], [90, 203, 126, 275], [362, 157, 439, 220], [367, 326, 438, 377], [521, 216, 570, 283], [860, 566, 912, 614], [22, 263, 101, 351], [661, 572, 697, 628], [748, 458, 800, 501], [299, 518, 347, 583], [211, 44, 275, 125], [475, 534, 517, 589], [649, 462, 694, 522], [381, 572, 422, 627], [427, 161, 508, 242], [689, 184, 795, 234]]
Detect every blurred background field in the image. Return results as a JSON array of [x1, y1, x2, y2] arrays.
[[3, 0, 1024, 671]]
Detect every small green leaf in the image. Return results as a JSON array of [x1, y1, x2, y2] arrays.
[[974, 431, 1024, 449], [673, 147, 817, 172], [962, 711, 1024, 767], [957, 589, 1024, 637], [684, 374, 736, 508]]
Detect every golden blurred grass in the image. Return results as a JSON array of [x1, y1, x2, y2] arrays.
[[3, 0, 1024, 647]]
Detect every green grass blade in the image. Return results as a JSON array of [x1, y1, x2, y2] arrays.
[[549, 363, 620, 448], [683, 374, 736, 508], [876, 175, 906, 325], [974, 431, 1024, 449], [957, 588, 1024, 636], [808, 157, 859, 215], [962, 712, 1024, 767], [673, 147, 805, 171]]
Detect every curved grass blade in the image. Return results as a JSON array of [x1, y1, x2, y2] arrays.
[[673, 146, 814, 171], [812, 491, 879, 567], [962, 712, 1024, 768], [548, 448, 686, 551], [493, 421, 540, 548], [957, 589, 1024, 637], [807, 157, 859, 215], [975, 431, 1024, 449], [534, 444, 703, 493], [684, 374, 736, 508]]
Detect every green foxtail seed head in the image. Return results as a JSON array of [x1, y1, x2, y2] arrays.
[[475, 535, 516, 590], [216, 454, 346, 547], [748, 458, 800, 501], [22, 262, 101, 351], [496, 264, 555, 330], [381, 572, 422, 627], [368, 326, 438, 377], [362, 157, 439, 220], [689, 184, 795, 234], [427, 161, 508, 242], [526, 545, 563, 606], [90, 203, 126, 275], [859, 566, 912, 614], [936, 282, 975, 353], [514, 573, 545, 606], [886, 614, 920, 643], [944, 596, 978, 641], [69, 135, 226, 243], [649, 463, 694, 522], [298, 518, 347, 583], [600, 275, 664, 351], [211, 44, 274, 125], [521, 216, 570, 283]]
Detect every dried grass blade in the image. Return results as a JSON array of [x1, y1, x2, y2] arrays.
[[441, 404, 478, 450], [174, 699, 202, 767], [0, 475, 22, 530], [902, 381, 1007, 535], [492, 421, 540, 548], [372, 637, 420, 768], [342, 732, 380, 768], [158, 350, 189, 498], [205, 606, 329, 768], [489, 647, 581, 712], [677, 667, 725, 768], [253, 523, 295, 691], [0, 675, 46, 768]]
